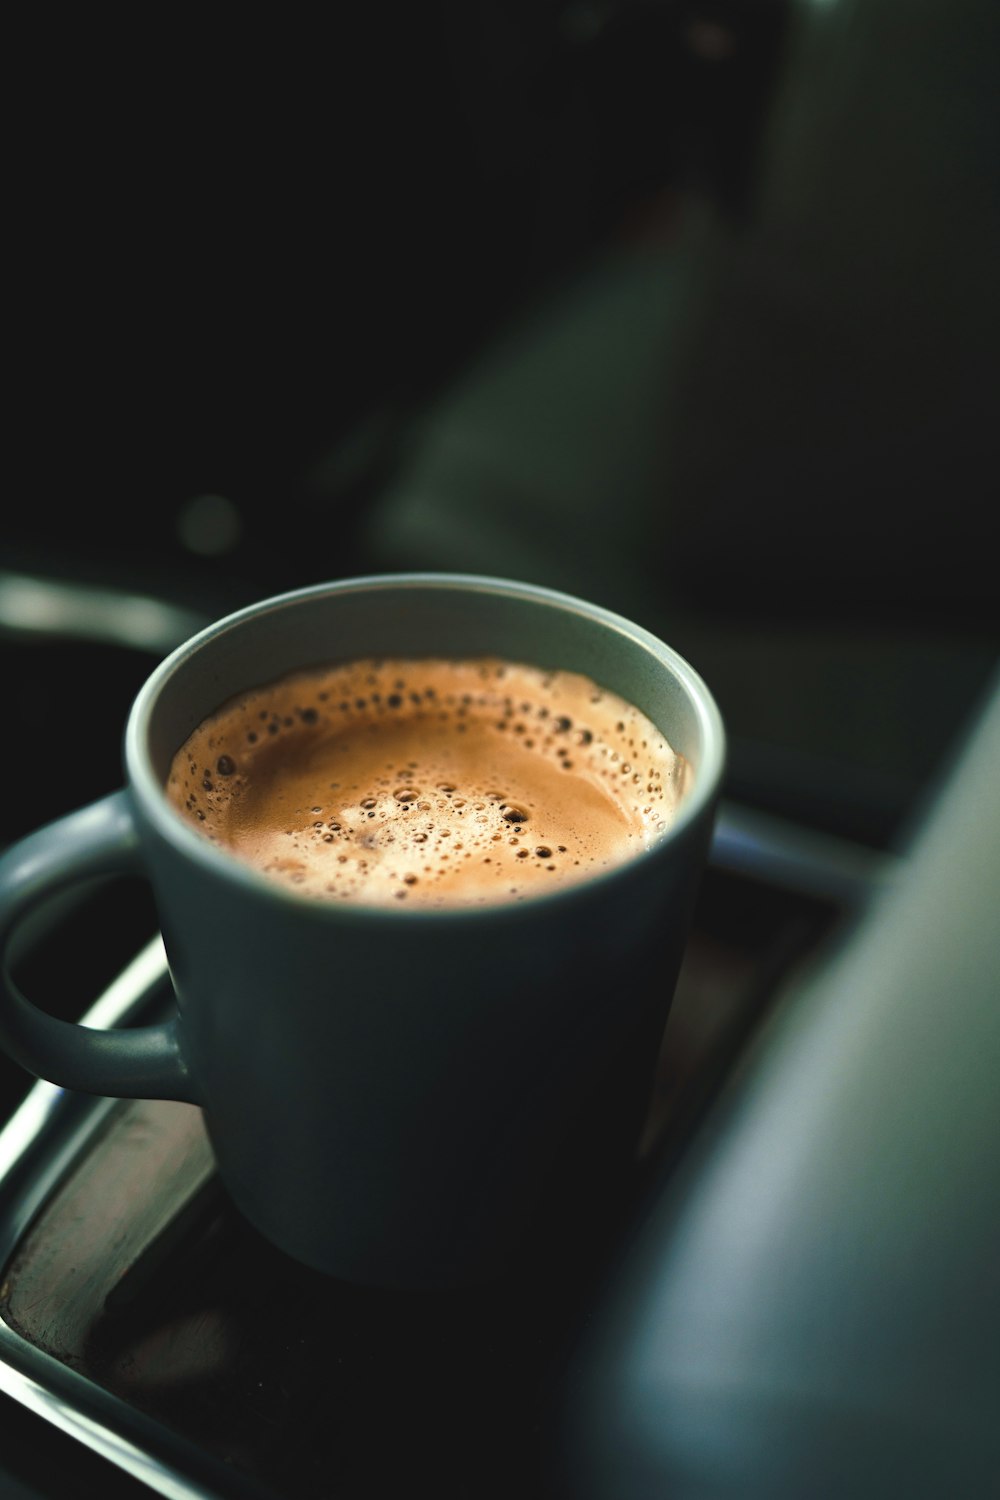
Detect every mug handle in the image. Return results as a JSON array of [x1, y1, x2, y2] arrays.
[[0, 791, 197, 1103]]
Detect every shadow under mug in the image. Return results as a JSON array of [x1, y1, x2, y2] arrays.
[[0, 575, 725, 1287]]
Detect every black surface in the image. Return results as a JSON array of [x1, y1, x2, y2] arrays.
[[0, 1403, 160, 1500]]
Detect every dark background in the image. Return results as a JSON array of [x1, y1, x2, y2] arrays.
[[7, 3, 791, 602], [7, 0, 996, 858]]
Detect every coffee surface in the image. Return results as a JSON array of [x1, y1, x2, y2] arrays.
[[166, 659, 691, 908]]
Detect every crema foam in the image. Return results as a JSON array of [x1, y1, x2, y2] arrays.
[[166, 658, 692, 908]]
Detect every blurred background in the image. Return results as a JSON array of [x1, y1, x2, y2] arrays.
[[6, 0, 998, 856], [1, 4, 999, 1494]]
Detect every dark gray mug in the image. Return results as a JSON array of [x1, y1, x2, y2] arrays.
[[0, 575, 724, 1287]]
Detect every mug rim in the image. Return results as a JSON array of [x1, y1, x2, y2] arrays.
[[125, 572, 726, 921]]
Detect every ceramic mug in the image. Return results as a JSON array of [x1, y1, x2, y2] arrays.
[[0, 575, 724, 1286]]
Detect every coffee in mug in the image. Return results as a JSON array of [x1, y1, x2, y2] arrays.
[[166, 658, 693, 908]]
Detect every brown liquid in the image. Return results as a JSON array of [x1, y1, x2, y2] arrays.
[[166, 659, 692, 908]]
